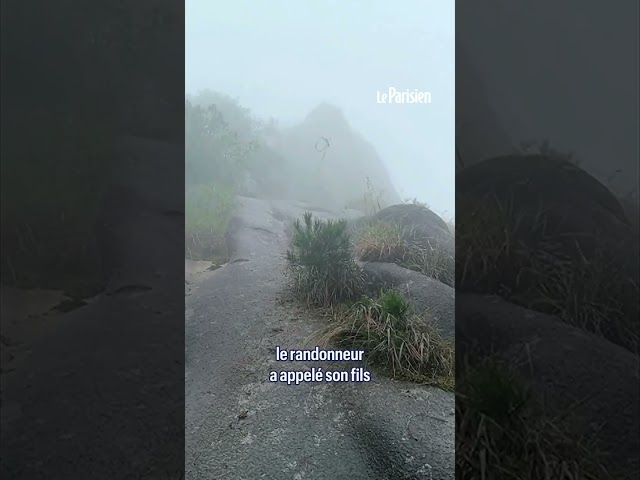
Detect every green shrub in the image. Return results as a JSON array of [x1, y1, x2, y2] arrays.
[[185, 184, 234, 261], [378, 289, 410, 319], [285, 212, 364, 307], [185, 101, 258, 188], [184, 94, 262, 261]]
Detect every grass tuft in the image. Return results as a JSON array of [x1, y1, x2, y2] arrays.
[[354, 221, 411, 263], [456, 192, 639, 352], [315, 290, 454, 388], [456, 357, 614, 480], [353, 220, 455, 287]]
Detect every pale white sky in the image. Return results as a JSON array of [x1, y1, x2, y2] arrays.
[[186, 0, 455, 216]]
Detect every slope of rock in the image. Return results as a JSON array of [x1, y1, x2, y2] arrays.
[[185, 196, 454, 479]]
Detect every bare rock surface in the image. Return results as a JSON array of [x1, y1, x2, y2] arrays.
[[185, 196, 454, 479]]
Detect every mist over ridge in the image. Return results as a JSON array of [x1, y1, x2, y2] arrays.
[[186, 0, 455, 217]]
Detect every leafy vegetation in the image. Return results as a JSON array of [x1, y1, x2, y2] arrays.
[[285, 212, 364, 307], [184, 101, 240, 261], [184, 91, 291, 261], [185, 184, 234, 261], [284, 212, 454, 387], [455, 148, 638, 477], [185, 98, 259, 187]]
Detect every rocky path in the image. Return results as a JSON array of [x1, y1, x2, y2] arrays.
[[185, 196, 455, 480]]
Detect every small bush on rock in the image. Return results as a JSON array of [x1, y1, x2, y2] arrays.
[[286, 212, 364, 307], [378, 289, 410, 319], [316, 290, 454, 387], [354, 220, 455, 287]]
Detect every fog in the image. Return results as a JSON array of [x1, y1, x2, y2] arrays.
[[186, 0, 455, 217]]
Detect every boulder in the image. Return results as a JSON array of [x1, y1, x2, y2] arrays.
[[456, 293, 639, 479], [374, 203, 450, 233], [456, 154, 637, 281], [360, 261, 454, 341], [354, 204, 454, 254], [455, 154, 639, 351], [350, 204, 455, 286]]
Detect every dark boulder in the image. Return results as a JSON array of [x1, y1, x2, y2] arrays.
[[369, 204, 453, 253], [456, 154, 637, 281], [455, 155, 639, 351], [374, 203, 450, 233], [350, 204, 455, 287]]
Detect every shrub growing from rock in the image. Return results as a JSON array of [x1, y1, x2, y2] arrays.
[[316, 290, 454, 387], [285, 212, 364, 307], [353, 219, 455, 287]]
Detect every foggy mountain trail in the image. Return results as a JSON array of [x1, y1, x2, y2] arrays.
[[185, 196, 454, 480]]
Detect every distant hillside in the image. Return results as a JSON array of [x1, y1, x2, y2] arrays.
[[273, 103, 402, 210]]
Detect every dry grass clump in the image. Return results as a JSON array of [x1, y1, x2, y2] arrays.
[[456, 357, 613, 480], [185, 184, 235, 261], [315, 290, 454, 388], [354, 221, 412, 263], [456, 192, 639, 352], [353, 220, 455, 287]]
